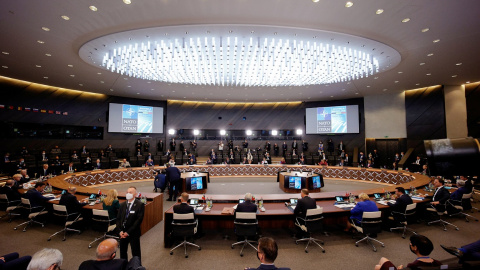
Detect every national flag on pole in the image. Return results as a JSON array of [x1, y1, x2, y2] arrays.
[[25, 107, 31, 112], [33, 108, 39, 112], [62, 112, 68, 116], [55, 111, 61, 115], [40, 109, 46, 113], [48, 110, 54, 114]]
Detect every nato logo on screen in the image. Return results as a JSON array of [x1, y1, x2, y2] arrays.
[[122, 104, 153, 133]]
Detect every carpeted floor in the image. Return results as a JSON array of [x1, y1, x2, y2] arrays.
[[1, 177, 479, 270]]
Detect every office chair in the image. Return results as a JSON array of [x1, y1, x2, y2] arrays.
[[13, 198, 48, 232], [170, 212, 201, 258], [0, 194, 22, 222], [390, 203, 417, 238], [427, 203, 459, 231], [89, 209, 118, 248], [47, 204, 83, 241], [295, 208, 325, 253], [469, 187, 479, 212], [351, 211, 385, 252], [231, 212, 258, 256], [447, 195, 479, 222]]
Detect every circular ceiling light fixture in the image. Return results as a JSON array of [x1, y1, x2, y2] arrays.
[[80, 25, 400, 87]]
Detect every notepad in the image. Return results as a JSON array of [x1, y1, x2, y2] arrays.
[[221, 207, 234, 215]]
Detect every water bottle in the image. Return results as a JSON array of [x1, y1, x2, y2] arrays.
[[259, 197, 264, 208]]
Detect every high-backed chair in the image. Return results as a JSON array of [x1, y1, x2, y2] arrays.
[[447, 195, 479, 222], [88, 209, 117, 248], [13, 198, 48, 232], [390, 203, 417, 238], [231, 212, 258, 257], [351, 211, 384, 252], [427, 203, 459, 231], [0, 194, 22, 222], [170, 212, 201, 258], [295, 208, 325, 253], [47, 204, 83, 241]]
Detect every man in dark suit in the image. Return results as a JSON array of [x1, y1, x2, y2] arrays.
[[165, 163, 181, 201], [157, 139, 164, 153], [235, 193, 257, 216], [291, 140, 298, 153], [59, 186, 88, 214], [246, 237, 291, 270], [294, 189, 317, 218], [116, 186, 145, 262], [0, 180, 22, 202], [25, 182, 57, 208], [79, 239, 129, 270], [173, 192, 194, 214], [65, 162, 77, 173], [431, 178, 450, 210], [20, 169, 30, 184], [38, 163, 51, 178], [94, 159, 102, 170], [282, 142, 287, 157], [388, 187, 413, 213], [170, 139, 176, 152]]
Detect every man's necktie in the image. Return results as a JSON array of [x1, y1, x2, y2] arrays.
[[125, 203, 131, 218]]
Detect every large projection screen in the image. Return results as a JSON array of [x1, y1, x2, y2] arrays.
[[306, 105, 359, 134], [108, 103, 164, 133]]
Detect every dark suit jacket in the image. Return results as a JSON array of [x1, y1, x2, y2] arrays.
[[235, 201, 257, 217], [247, 264, 291, 270], [432, 186, 450, 204], [59, 193, 86, 214], [25, 189, 52, 208], [116, 199, 145, 237], [0, 185, 21, 202], [294, 196, 317, 218], [173, 202, 194, 214], [165, 166, 181, 183], [450, 187, 468, 201], [388, 194, 413, 213], [78, 259, 127, 270], [38, 168, 51, 177]]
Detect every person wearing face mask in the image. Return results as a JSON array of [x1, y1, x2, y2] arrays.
[[374, 234, 442, 270], [245, 237, 291, 270], [116, 186, 145, 263]]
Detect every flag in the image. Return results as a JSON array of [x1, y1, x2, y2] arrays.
[[62, 112, 68, 116], [33, 108, 39, 112], [17, 106, 22, 111], [25, 107, 31, 112], [8, 105, 14, 110], [0, 105, 4, 109], [55, 111, 61, 115], [48, 110, 54, 114], [40, 109, 46, 113]]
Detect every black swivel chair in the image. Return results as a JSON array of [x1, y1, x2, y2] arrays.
[[427, 203, 459, 231], [47, 204, 83, 241], [0, 194, 22, 222], [351, 211, 385, 252], [231, 212, 258, 257], [88, 209, 118, 248], [13, 198, 48, 232], [447, 195, 479, 222], [295, 208, 325, 253], [170, 212, 201, 258], [390, 203, 418, 238]]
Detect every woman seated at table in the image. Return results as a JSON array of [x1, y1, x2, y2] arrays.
[[102, 189, 120, 219], [345, 193, 378, 232], [319, 159, 328, 166], [280, 157, 286, 164]]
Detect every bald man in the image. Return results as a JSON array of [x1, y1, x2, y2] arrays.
[[78, 239, 127, 270], [59, 186, 88, 214]]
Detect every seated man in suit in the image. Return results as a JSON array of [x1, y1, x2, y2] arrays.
[[246, 237, 291, 270], [93, 159, 102, 170], [79, 239, 130, 270], [0, 179, 22, 202], [173, 192, 194, 214], [235, 193, 257, 216], [450, 179, 468, 201], [38, 163, 51, 178], [119, 159, 130, 168], [19, 169, 30, 184], [423, 178, 450, 219], [293, 189, 317, 238], [25, 182, 58, 208], [59, 186, 88, 215], [388, 187, 413, 227]]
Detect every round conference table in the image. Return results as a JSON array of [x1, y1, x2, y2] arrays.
[[46, 164, 431, 238]]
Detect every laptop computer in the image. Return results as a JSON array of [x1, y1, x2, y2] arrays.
[[88, 194, 97, 202], [335, 196, 347, 204], [289, 198, 298, 206], [373, 193, 383, 200], [238, 199, 245, 204], [189, 198, 199, 206]]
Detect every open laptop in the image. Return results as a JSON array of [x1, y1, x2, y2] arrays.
[[289, 198, 298, 206], [189, 198, 199, 206], [335, 196, 347, 204], [373, 193, 383, 201], [88, 194, 97, 202], [238, 199, 245, 204]]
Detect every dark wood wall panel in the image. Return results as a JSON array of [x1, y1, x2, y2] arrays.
[[405, 85, 446, 157], [465, 83, 480, 138]]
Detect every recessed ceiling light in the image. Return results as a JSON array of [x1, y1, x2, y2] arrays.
[[376, 9, 384, 15], [67, 64, 73, 67], [345, 2, 353, 8], [427, 53, 434, 56], [97, 72, 102, 75], [35, 65, 41, 68], [421, 28, 429, 32], [402, 18, 410, 23], [127, 85, 131, 88], [123, 0, 132, 4], [456, 63, 462, 66], [426, 73, 431, 76], [394, 81, 399, 83], [44, 77, 48, 79], [110, 89, 114, 91], [452, 75, 457, 77], [100, 81, 104, 83], [419, 62, 425, 65], [433, 39, 440, 43], [70, 74, 75, 77], [416, 83, 420, 85], [45, 53, 51, 56], [79, 84, 83, 86], [1, 52, 9, 55], [355, 92, 359, 95], [61, 15, 70, 20], [330, 96, 334, 98], [2, 66, 8, 69], [89, 6, 98, 11], [312, 0, 320, 2], [398, 71, 403, 74], [136, 93, 140, 94], [37, 40, 45, 44], [42, 27, 50, 31], [383, 89, 388, 91]]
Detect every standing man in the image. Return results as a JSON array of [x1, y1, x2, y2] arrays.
[[242, 140, 248, 152], [302, 140, 308, 152], [157, 139, 164, 153], [282, 142, 287, 157], [170, 139, 176, 152], [117, 186, 145, 263], [291, 140, 298, 155], [165, 163, 181, 201]]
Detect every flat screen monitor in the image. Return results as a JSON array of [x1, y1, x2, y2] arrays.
[[309, 175, 324, 189], [373, 193, 382, 199], [305, 105, 359, 134], [190, 177, 203, 191], [290, 198, 298, 206], [108, 103, 164, 133], [189, 198, 199, 206], [284, 176, 306, 190]]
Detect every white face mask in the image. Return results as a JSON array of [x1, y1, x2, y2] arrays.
[[126, 193, 134, 200]]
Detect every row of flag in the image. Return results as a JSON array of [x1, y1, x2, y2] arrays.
[[0, 105, 68, 115]]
